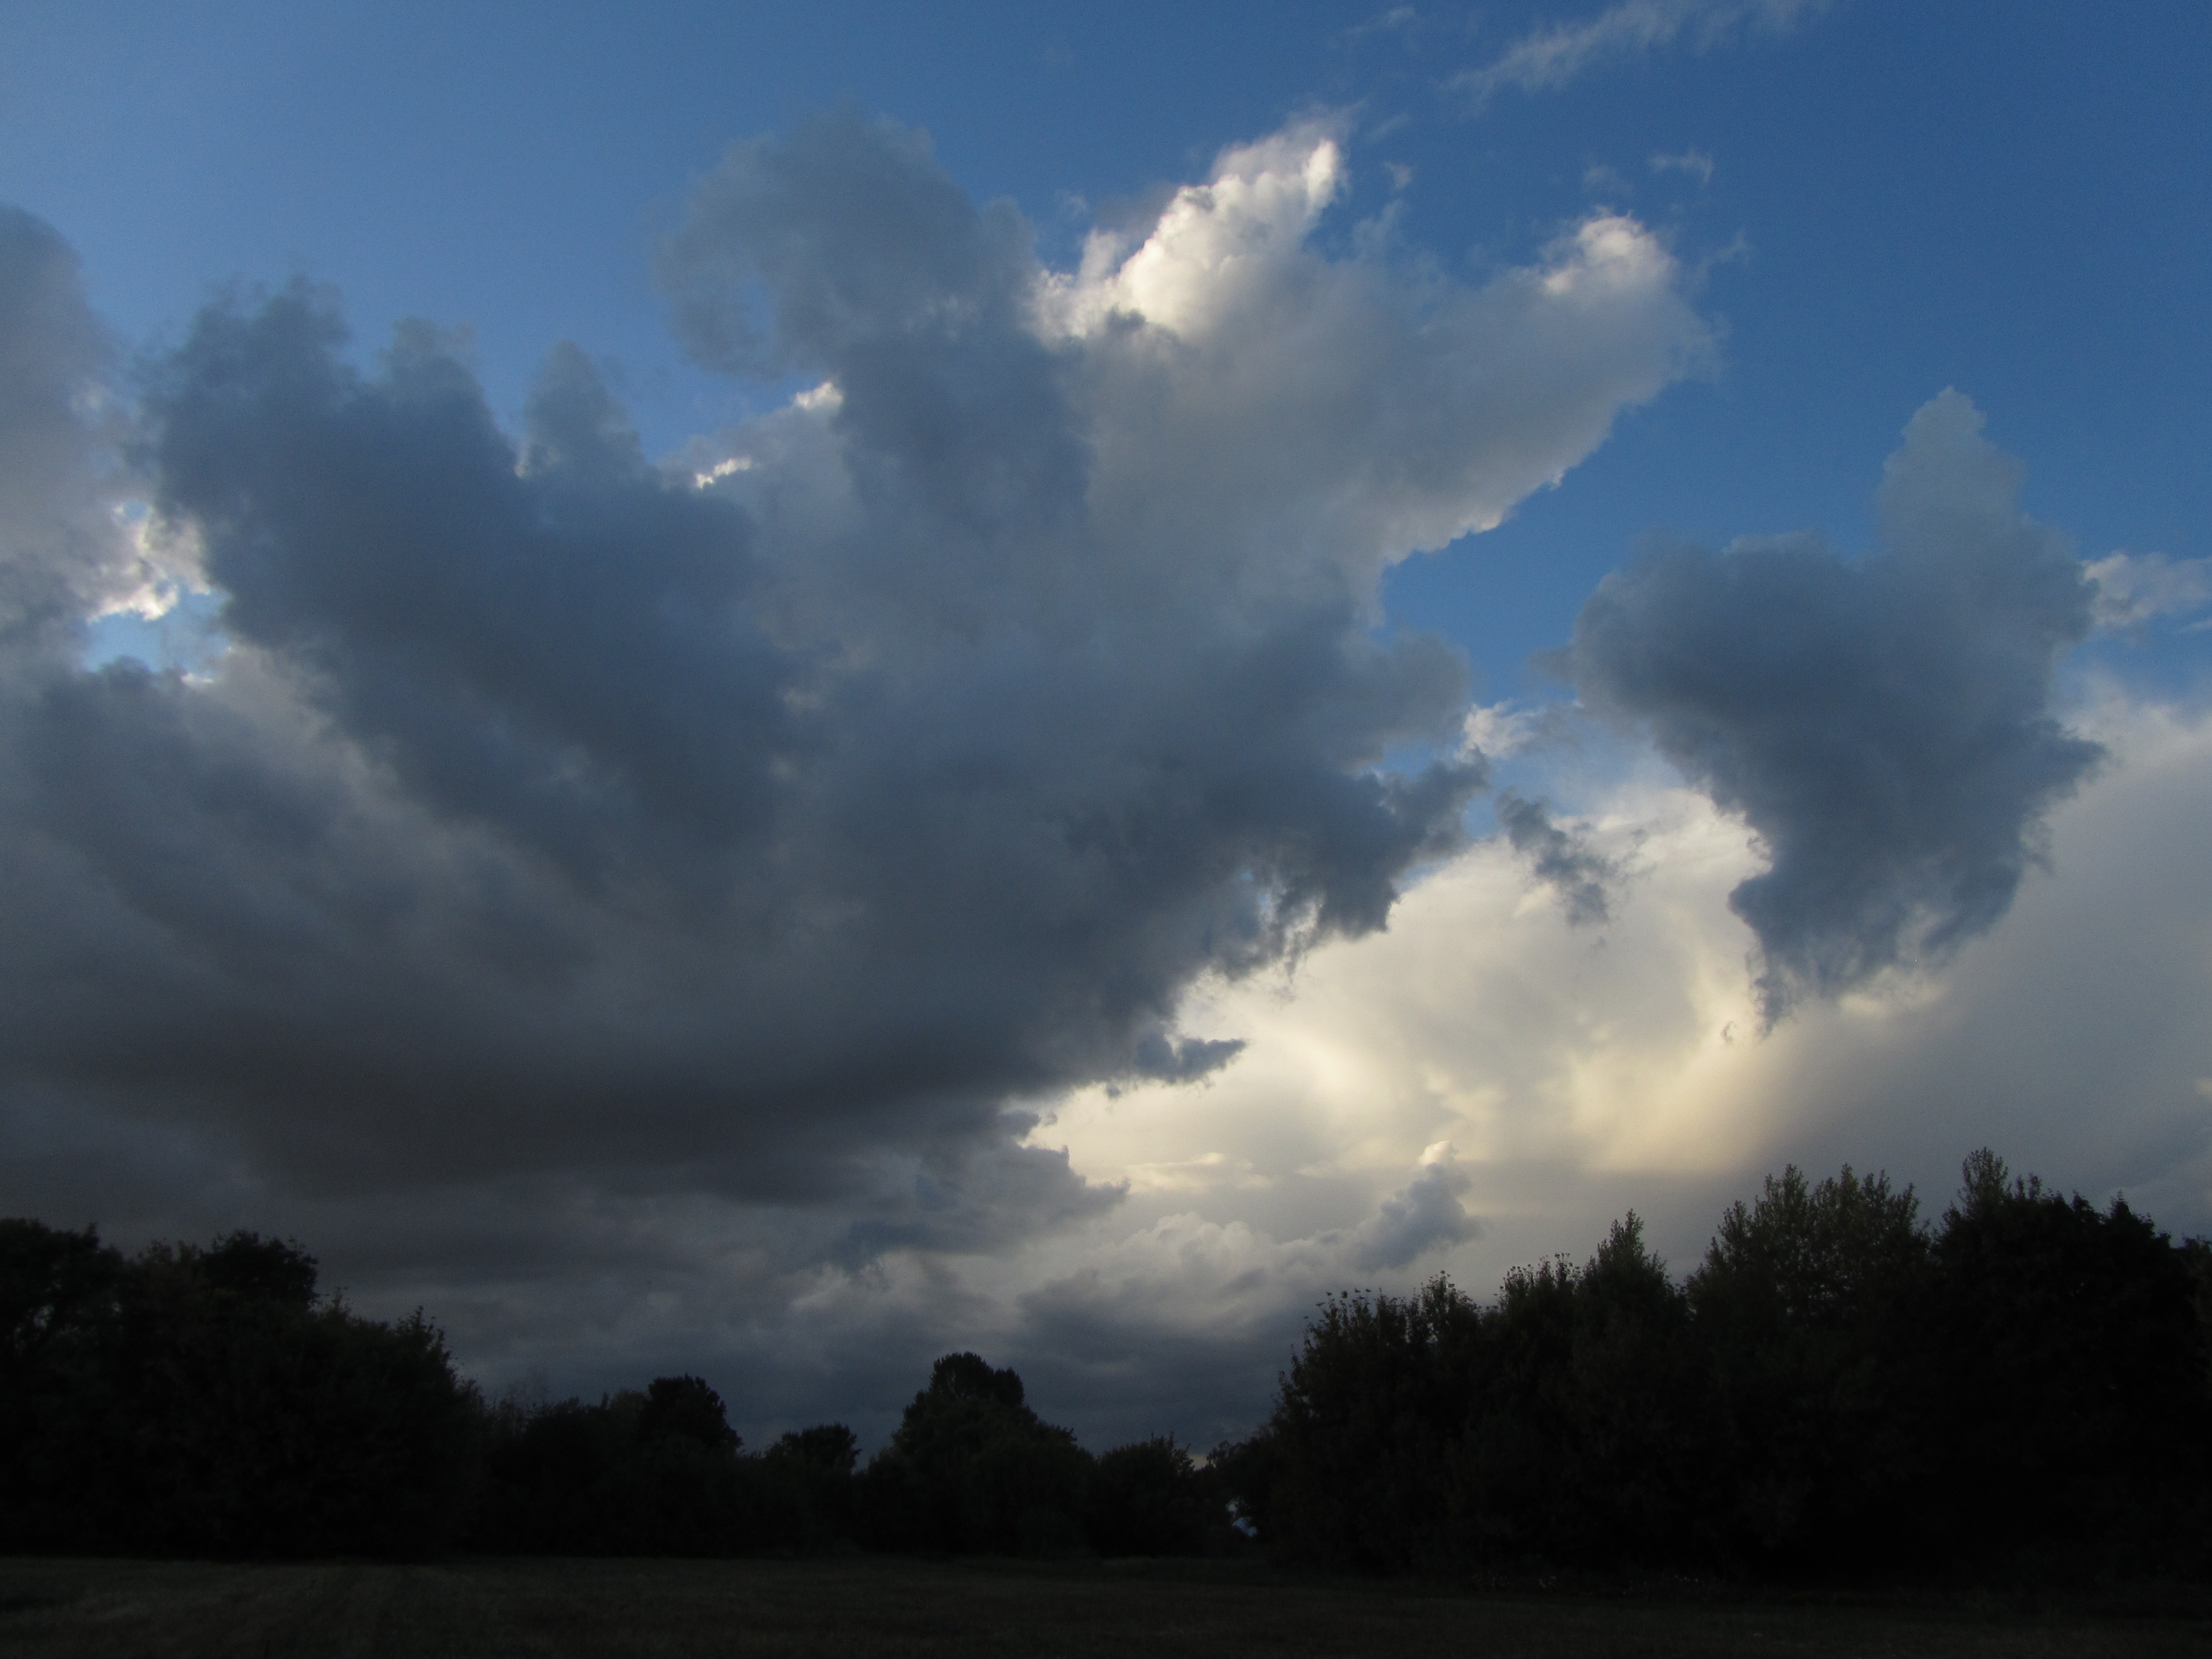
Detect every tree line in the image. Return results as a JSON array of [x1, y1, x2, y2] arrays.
[[5, 1150, 2208, 1578], [0, 1224, 1225, 1560], [1225, 1152, 2212, 1580]]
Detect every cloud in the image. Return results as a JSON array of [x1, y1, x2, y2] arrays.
[[1649, 149, 1716, 185], [1496, 789, 1621, 925], [0, 207, 144, 657], [0, 117, 1709, 1313], [2085, 550, 2212, 630], [1567, 391, 2101, 1020], [1457, 0, 1826, 105], [1331, 1147, 1482, 1269], [1012, 693, 2212, 1443]]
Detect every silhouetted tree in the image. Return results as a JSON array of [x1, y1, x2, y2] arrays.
[[1686, 1165, 1932, 1572], [471, 1377, 766, 1555], [0, 1221, 126, 1550], [1244, 1274, 1484, 1570], [1919, 1150, 2212, 1577], [761, 1422, 860, 1549], [859, 1352, 1092, 1555], [639, 1373, 739, 1451], [1237, 1217, 1711, 1573], [1085, 1435, 1215, 1557], [1, 1222, 480, 1557]]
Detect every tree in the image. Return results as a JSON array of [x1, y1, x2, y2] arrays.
[[1686, 1165, 1931, 1571], [1245, 1274, 1485, 1570], [473, 1377, 762, 1556], [638, 1373, 739, 1451], [0, 1222, 481, 1557], [1920, 1151, 2212, 1576], [1086, 1435, 1216, 1557], [859, 1353, 1092, 1555], [0, 1221, 125, 1550]]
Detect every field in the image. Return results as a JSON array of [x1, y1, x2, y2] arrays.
[[2, 1555, 2209, 1658]]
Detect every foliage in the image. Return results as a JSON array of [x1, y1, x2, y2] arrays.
[[470, 1381, 772, 1555], [1086, 1435, 1219, 1558], [1686, 1165, 1932, 1571], [1246, 1217, 1711, 1572], [1919, 1151, 2211, 1576], [0, 1222, 479, 1557], [1221, 1154, 2212, 1581], [858, 1352, 1094, 1555]]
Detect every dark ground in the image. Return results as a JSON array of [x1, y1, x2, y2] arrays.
[[2, 1555, 2209, 1658]]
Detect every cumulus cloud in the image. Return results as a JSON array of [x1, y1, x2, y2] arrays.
[[0, 116, 1709, 1313], [1567, 391, 2101, 1020], [1332, 1146, 1482, 1269], [1457, 0, 1826, 105], [1012, 694, 2212, 1444], [2085, 550, 2212, 631]]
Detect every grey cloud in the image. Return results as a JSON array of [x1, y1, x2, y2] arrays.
[[1331, 1159, 1482, 1270], [0, 207, 132, 656], [1568, 391, 2100, 1020], [1496, 789, 1620, 925], [0, 111, 1707, 1415], [0, 134, 1512, 1231], [1128, 1032, 1246, 1086]]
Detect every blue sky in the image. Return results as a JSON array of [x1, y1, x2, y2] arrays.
[[2, 2, 2208, 1447]]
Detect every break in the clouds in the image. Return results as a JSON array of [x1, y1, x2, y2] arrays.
[[0, 115, 1711, 1271], [1567, 391, 2101, 1020]]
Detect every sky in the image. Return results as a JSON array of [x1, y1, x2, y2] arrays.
[[1, 0, 2208, 1451]]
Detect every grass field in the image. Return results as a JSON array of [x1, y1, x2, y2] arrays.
[[3, 1555, 2209, 1658]]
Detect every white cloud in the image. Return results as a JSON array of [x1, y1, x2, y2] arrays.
[[1457, 0, 1827, 105], [1027, 126, 1711, 591], [1649, 148, 1716, 185], [2085, 550, 2212, 629]]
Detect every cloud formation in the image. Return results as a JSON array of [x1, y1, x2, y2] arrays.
[[1567, 391, 2100, 1019], [0, 117, 1710, 1285], [1457, 0, 1826, 105], [2085, 551, 2212, 631], [1017, 688, 2212, 1442], [1496, 790, 1621, 925], [0, 208, 138, 653]]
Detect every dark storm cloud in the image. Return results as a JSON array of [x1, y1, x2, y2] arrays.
[[0, 126, 1489, 1240], [1567, 391, 2100, 1020]]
